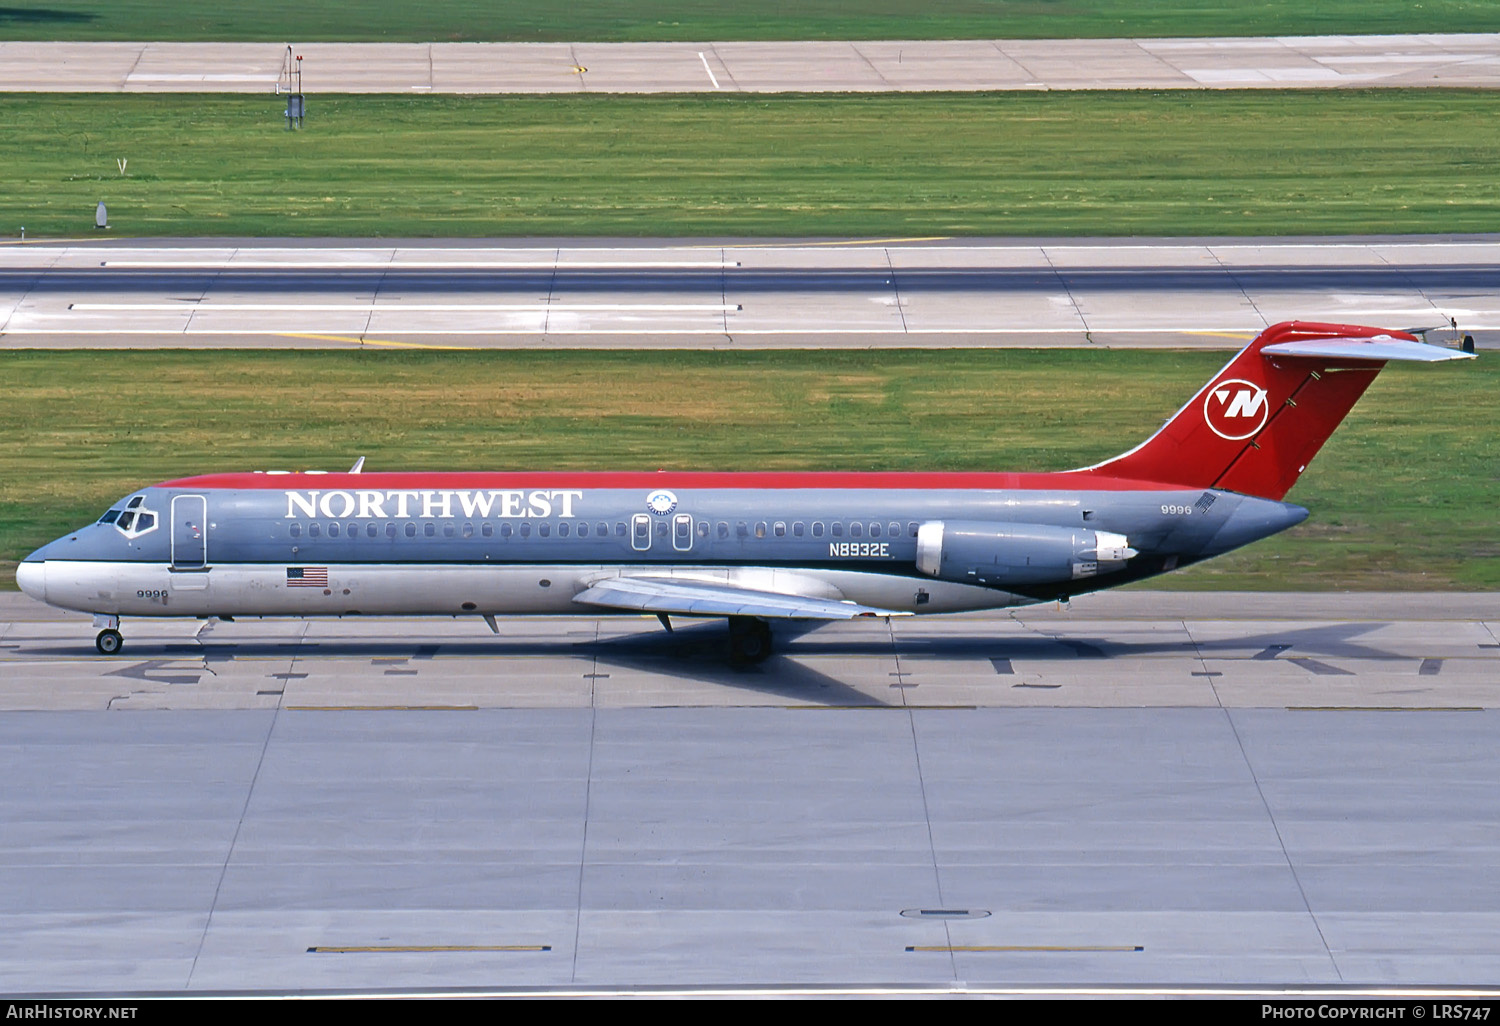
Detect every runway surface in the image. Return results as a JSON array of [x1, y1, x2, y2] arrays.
[[4, 35, 1500, 93], [3, 236, 1495, 350], [4, 591, 1500, 993]]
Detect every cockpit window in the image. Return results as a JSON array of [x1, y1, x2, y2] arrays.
[[108, 495, 160, 539]]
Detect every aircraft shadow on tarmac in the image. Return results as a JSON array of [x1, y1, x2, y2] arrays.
[[24, 618, 1410, 707]]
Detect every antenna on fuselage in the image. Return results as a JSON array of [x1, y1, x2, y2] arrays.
[[349, 456, 365, 473]]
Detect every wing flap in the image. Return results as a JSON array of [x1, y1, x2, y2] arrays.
[[1261, 336, 1474, 363], [573, 575, 907, 620]]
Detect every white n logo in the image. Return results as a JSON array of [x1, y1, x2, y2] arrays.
[[1219, 387, 1266, 418], [1204, 379, 1272, 441]]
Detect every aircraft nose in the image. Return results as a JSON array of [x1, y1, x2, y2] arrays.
[[16, 560, 46, 603]]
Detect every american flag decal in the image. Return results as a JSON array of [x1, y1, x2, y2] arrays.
[[286, 567, 329, 588]]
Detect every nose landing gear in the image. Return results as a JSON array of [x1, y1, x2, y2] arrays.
[[93, 614, 123, 656]]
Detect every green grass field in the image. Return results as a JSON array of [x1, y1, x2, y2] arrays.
[[2, 349, 1493, 592], [5, 91, 1499, 239], [3, 0, 1497, 42]]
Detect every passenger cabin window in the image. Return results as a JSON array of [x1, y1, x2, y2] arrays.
[[539, 524, 551, 538], [443, 523, 455, 538], [463, 523, 474, 538], [793, 522, 804, 537], [774, 522, 786, 537], [577, 523, 588, 537], [717, 522, 729, 539], [812, 522, 824, 538], [328, 523, 339, 538], [697, 521, 709, 538], [558, 523, 569, 537], [405, 523, 416, 537], [383, 523, 394, 538], [519, 523, 531, 538], [501, 523, 513, 538], [869, 523, 880, 538], [755, 522, 766, 539], [424, 523, 435, 537], [482, 523, 493, 538], [289, 523, 301, 538], [889, 522, 900, 538], [309, 524, 320, 538], [849, 523, 861, 538], [831, 523, 843, 537]]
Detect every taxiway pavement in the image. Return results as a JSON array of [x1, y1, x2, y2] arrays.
[[3, 236, 1495, 350], [3, 591, 1499, 992], [4, 35, 1500, 94]]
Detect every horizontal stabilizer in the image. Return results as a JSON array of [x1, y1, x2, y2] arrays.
[[1074, 320, 1474, 501], [1261, 336, 1475, 363], [573, 575, 908, 620]]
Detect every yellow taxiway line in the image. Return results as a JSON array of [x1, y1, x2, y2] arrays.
[[697, 236, 952, 249], [278, 332, 478, 351]]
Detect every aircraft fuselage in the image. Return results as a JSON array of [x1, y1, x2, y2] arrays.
[[19, 471, 1305, 620]]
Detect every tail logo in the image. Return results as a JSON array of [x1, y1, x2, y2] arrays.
[[1203, 379, 1269, 440]]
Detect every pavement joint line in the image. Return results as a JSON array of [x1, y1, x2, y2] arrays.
[[1221, 704, 1341, 979], [1286, 706, 1485, 712]]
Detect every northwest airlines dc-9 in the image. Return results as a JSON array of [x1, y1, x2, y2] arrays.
[[17, 322, 1471, 662]]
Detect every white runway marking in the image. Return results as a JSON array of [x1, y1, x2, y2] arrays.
[[15, 326, 1498, 337], [69, 303, 741, 313], [96, 260, 731, 269], [697, 51, 721, 90]]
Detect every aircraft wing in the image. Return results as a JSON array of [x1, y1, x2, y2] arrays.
[[572, 575, 909, 620]]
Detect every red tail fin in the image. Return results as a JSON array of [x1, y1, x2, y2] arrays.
[[1078, 321, 1470, 500]]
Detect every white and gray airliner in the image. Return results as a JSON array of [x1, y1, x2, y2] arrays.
[[16, 321, 1470, 660]]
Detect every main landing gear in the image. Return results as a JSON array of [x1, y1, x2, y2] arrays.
[[727, 616, 773, 664], [93, 614, 123, 656]]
